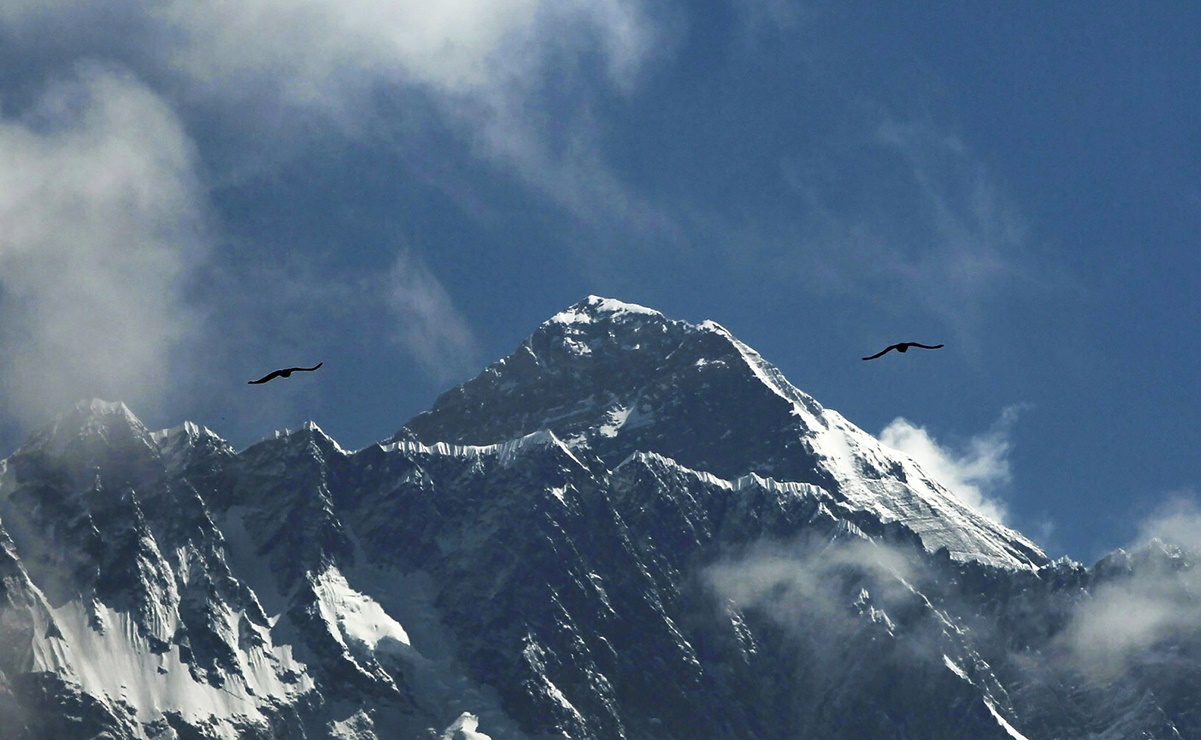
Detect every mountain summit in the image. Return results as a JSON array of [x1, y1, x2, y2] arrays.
[[403, 296, 1044, 570], [0, 297, 1197, 738]]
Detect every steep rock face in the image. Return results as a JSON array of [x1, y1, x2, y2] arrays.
[[0, 299, 1199, 738]]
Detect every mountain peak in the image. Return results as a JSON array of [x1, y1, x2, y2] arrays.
[[402, 297, 1046, 569], [20, 399, 152, 458], [547, 295, 664, 326], [150, 420, 220, 444], [403, 295, 822, 465], [75, 398, 141, 426]]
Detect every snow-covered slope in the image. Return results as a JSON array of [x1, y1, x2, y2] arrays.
[[0, 298, 1198, 738]]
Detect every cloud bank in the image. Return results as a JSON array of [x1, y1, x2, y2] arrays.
[[0, 66, 207, 427]]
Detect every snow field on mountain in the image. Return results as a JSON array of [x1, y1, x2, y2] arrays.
[[439, 711, 493, 740], [313, 566, 410, 653], [41, 597, 310, 736]]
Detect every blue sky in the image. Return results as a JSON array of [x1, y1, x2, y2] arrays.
[[1, 3, 1197, 563]]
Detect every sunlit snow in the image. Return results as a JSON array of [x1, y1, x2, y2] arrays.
[[439, 712, 493, 740], [39, 598, 311, 736], [313, 566, 411, 652], [548, 295, 662, 326]]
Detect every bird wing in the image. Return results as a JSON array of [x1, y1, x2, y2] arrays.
[[248, 369, 284, 384], [908, 343, 944, 350], [862, 345, 898, 361], [281, 362, 323, 373]]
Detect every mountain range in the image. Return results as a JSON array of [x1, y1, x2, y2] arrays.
[[1, 296, 1198, 738]]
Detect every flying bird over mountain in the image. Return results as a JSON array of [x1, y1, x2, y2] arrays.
[[862, 343, 944, 361], [247, 362, 323, 384]]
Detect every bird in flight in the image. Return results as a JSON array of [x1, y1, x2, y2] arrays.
[[862, 343, 944, 361], [248, 362, 324, 384]]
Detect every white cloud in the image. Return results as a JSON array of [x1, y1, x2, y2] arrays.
[[880, 406, 1024, 525], [161, 0, 545, 104], [1055, 494, 1201, 682], [705, 537, 917, 631], [386, 250, 480, 386], [1135, 494, 1201, 551], [0, 0, 672, 248], [2, 0, 664, 228], [1059, 566, 1201, 682], [0, 65, 207, 427], [4, 0, 606, 102]]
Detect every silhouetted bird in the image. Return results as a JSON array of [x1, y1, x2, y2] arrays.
[[248, 362, 323, 384], [862, 343, 943, 361]]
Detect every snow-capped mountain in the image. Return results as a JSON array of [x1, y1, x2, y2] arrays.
[[401, 296, 1044, 570], [1, 297, 1198, 738]]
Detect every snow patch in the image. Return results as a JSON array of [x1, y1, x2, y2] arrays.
[[943, 654, 969, 681], [620, 450, 828, 504], [944, 655, 1026, 738], [807, 409, 1043, 570], [299, 421, 350, 454], [41, 598, 311, 735], [150, 420, 220, 445], [598, 403, 654, 438], [82, 399, 139, 421], [984, 696, 1029, 740], [561, 336, 592, 356], [439, 712, 493, 740], [382, 428, 589, 473], [329, 709, 375, 738], [313, 566, 411, 653], [521, 637, 588, 728]]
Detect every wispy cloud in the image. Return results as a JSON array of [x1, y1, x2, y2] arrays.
[[386, 250, 480, 386], [1135, 493, 1201, 550], [731, 0, 805, 43], [1059, 564, 1201, 682], [879, 406, 1025, 526], [872, 121, 1029, 323], [0, 65, 208, 427], [705, 536, 918, 634], [1056, 493, 1201, 682], [778, 118, 1038, 330], [161, 0, 548, 111], [0, 1, 674, 410]]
